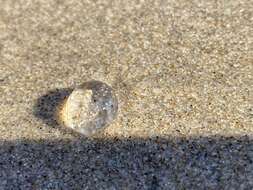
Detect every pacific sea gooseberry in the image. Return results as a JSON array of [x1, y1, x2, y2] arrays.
[[58, 81, 118, 136]]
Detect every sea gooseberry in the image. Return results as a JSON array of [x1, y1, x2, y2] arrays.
[[58, 81, 118, 136]]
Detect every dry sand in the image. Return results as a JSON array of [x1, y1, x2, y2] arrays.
[[0, 0, 252, 189]]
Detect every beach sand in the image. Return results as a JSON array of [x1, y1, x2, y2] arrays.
[[0, 0, 252, 189]]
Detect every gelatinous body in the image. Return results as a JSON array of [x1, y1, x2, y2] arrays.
[[59, 81, 118, 136]]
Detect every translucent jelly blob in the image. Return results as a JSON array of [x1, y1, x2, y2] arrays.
[[59, 81, 118, 136]]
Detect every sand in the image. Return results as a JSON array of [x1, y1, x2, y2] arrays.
[[0, 0, 252, 189]]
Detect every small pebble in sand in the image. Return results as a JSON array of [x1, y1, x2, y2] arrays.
[[58, 81, 118, 136]]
